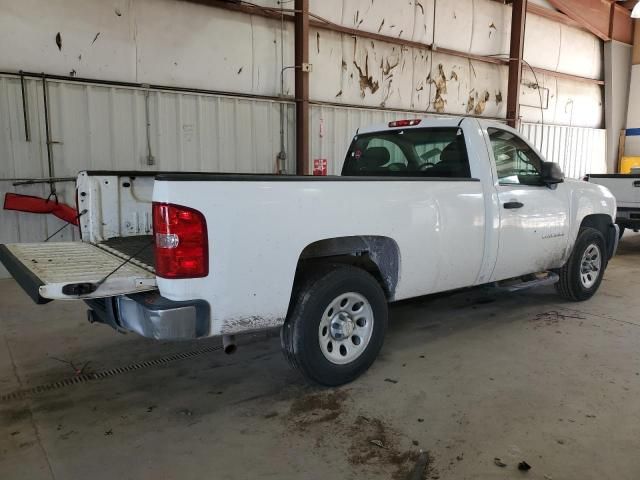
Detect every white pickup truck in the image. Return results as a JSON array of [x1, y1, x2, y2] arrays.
[[586, 173, 640, 238], [0, 117, 619, 385]]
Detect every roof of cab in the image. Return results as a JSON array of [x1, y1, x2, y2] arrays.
[[356, 116, 509, 135]]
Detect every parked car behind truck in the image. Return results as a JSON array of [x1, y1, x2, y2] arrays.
[[0, 117, 619, 385]]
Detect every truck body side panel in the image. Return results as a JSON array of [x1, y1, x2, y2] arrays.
[[153, 178, 486, 335]]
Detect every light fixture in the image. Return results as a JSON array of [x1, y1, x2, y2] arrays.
[[632, 2, 640, 19]]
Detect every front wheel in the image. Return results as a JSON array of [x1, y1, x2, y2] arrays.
[[556, 227, 607, 301], [281, 265, 388, 386]]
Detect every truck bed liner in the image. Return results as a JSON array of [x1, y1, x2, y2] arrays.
[[99, 235, 155, 270]]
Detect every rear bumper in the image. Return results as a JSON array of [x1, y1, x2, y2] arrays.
[[86, 292, 211, 340], [616, 208, 640, 230]]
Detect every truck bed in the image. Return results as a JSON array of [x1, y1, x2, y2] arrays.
[[100, 235, 155, 270]]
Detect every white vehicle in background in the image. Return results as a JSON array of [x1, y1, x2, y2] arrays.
[[586, 171, 640, 238], [0, 117, 618, 385]]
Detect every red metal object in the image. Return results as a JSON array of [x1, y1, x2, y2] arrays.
[[152, 202, 209, 279], [313, 159, 328, 176], [389, 119, 422, 128], [4, 193, 79, 225]]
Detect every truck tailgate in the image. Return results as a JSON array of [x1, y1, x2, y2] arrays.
[[589, 175, 640, 207], [0, 242, 156, 303]]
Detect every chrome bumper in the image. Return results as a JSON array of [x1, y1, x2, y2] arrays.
[[117, 292, 211, 340], [85, 292, 210, 340]]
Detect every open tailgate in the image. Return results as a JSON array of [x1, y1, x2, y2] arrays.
[[0, 242, 156, 303]]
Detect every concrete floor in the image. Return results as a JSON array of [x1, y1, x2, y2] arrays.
[[1, 234, 640, 480]]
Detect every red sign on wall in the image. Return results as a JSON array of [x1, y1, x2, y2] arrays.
[[313, 158, 328, 176]]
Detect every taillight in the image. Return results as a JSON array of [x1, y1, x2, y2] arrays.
[[388, 119, 421, 128], [152, 202, 208, 279]]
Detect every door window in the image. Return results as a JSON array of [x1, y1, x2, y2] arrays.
[[487, 128, 543, 186]]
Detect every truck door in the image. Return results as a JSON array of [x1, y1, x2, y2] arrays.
[[485, 127, 570, 281]]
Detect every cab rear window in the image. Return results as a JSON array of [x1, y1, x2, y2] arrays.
[[342, 128, 471, 178]]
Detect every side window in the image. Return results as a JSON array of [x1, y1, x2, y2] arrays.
[[487, 128, 543, 185], [342, 128, 471, 178]]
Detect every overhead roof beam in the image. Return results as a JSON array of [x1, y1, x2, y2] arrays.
[[546, 0, 633, 44]]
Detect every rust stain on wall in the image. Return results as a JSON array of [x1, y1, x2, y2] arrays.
[[466, 93, 475, 114], [354, 55, 380, 98], [431, 64, 447, 113], [382, 57, 399, 76], [474, 91, 490, 115]]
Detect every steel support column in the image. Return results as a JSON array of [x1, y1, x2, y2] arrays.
[[294, 0, 310, 175], [507, 0, 527, 129]]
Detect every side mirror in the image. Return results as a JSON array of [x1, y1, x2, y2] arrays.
[[540, 161, 564, 185]]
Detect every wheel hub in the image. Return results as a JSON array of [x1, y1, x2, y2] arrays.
[[318, 292, 375, 365], [579, 243, 601, 289], [330, 312, 355, 340]]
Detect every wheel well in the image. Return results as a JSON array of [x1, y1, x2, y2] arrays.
[[580, 213, 614, 253], [296, 236, 400, 300], [580, 214, 611, 238]]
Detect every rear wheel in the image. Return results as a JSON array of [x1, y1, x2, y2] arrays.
[[281, 265, 388, 386], [556, 227, 607, 301]]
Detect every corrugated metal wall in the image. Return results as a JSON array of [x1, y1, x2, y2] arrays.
[[0, 74, 295, 276], [519, 122, 607, 178]]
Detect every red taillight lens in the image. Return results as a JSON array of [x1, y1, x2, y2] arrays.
[[388, 119, 421, 128], [152, 202, 208, 279]]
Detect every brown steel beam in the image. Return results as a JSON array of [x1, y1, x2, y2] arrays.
[[507, 0, 527, 128], [529, 66, 604, 85], [547, 0, 633, 44], [295, 0, 309, 175], [525, 2, 584, 30]]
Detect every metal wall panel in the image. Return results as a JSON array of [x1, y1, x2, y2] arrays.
[[310, 104, 423, 174], [519, 122, 607, 178], [0, 0, 603, 127], [0, 74, 295, 277]]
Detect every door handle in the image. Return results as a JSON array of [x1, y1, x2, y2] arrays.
[[633, 181, 640, 187], [503, 201, 524, 209]]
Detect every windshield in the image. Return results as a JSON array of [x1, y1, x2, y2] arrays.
[[342, 127, 471, 178]]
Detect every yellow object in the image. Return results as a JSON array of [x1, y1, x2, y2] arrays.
[[620, 156, 640, 174]]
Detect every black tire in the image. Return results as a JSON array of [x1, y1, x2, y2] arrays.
[[618, 226, 625, 240], [555, 227, 607, 301], [281, 265, 388, 386]]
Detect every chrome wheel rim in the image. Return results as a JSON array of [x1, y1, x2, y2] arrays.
[[318, 292, 374, 365], [580, 243, 602, 289]]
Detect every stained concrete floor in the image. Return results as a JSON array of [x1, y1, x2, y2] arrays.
[[1, 233, 640, 480]]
